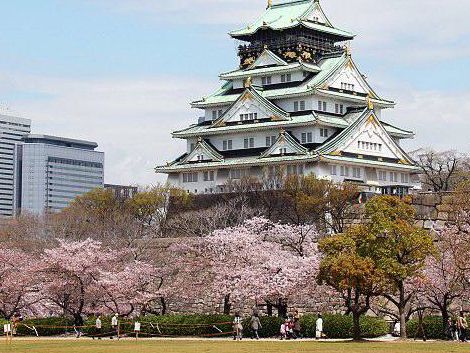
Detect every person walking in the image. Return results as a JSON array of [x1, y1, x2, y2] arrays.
[[315, 314, 323, 340], [93, 315, 102, 340], [111, 314, 119, 340], [250, 313, 262, 340], [233, 312, 243, 341], [293, 310, 302, 339], [457, 311, 468, 342]]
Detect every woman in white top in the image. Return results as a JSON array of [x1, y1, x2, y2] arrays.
[[316, 314, 323, 340]]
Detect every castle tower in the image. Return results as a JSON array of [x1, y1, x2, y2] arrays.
[[156, 0, 418, 196]]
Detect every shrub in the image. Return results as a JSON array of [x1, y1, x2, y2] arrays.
[[16, 317, 75, 336], [301, 314, 388, 339], [406, 316, 445, 340]]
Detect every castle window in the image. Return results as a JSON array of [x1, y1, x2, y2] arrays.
[[244, 137, 255, 149], [294, 100, 305, 112], [330, 165, 337, 176], [212, 110, 217, 120], [335, 103, 344, 114], [378, 170, 387, 181], [320, 128, 329, 138], [301, 132, 313, 144], [218, 109, 223, 118], [240, 113, 257, 121], [266, 135, 276, 147], [401, 173, 409, 184], [390, 172, 398, 183], [183, 172, 198, 183], [287, 164, 304, 176], [203, 171, 215, 182], [261, 76, 272, 85], [352, 167, 361, 179], [222, 140, 233, 151], [230, 169, 247, 180], [318, 100, 327, 112], [340, 166, 349, 177], [281, 73, 292, 83], [341, 82, 355, 91]]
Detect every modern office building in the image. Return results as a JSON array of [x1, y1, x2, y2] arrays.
[[156, 0, 419, 195], [15, 134, 104, 215], [0, 114, 31, 217], [104, 184, 138, 200]]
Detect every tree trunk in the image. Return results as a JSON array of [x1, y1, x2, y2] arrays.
[[160, 297, 167, 315], [277, 298, 288, 319], [73, 313, 84, 326], [439, 298, 450, 335], [223, 294, 231, 315], [398, 283, 407, 339], [266, 302, 273, 317], [352, 311, 361, 341]]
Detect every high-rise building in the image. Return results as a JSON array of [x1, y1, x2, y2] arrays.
[[0, 114, 31, 217], [156, 0, 418, 196], [15, 134, 104, 214]]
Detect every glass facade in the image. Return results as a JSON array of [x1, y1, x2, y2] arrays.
[[18, 137, 104, 214], [0, 115, 31, 217]]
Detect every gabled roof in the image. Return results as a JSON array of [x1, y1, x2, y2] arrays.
[[219, 61, 320, 80], [248, 49, 289, 69], [211, 87, 290, 128], [316, 108, 415, 165], [180, 138, 224, 164], [230, 0, 354, 40], [194, 53, 394, 109], [261, 130, 309, 158], [156, 154, 319, 173]]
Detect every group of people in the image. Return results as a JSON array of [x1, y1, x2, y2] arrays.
[[232, 309, 324, 341], [447, 311, 468, 342]]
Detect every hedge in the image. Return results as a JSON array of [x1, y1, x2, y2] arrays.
[[300, 314, 388, 339], [10, 314, 388, 339], [84, 314, 234, 338], [16, 317, 75, 336], [406, 316, 446, 340]]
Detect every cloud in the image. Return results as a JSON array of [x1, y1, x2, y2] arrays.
[[92, 0, 470, 66], [0, 74, 215, 185], [383, 89, 470, 154]]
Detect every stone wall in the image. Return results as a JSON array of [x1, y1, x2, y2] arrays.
[[411, 192, 456, 229]]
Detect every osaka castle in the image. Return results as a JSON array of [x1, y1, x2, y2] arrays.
[[156, 0, 418, 195]]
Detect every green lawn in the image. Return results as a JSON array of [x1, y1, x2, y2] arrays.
[[0, 340, 468, 353]]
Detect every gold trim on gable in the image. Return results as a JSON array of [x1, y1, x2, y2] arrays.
[[330, 150, 342, 156]]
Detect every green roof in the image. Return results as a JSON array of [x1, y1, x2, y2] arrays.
[[321, 155, 420, 171], [156, 154, 319, 173], [220, 61, 320, 80], [173, 109, 412, 140], [230, 0, 354, 40], [193, 54, 347, 108]]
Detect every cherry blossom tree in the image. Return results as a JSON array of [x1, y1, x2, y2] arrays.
[[0, 248, 40, 319], [420, 226, 469, 330], [173, 217, 323, 317], [97, 261, 163, 316], [37, 238, 160, 323]]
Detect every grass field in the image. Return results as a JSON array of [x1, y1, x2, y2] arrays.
[[0, 339, 468, 353]]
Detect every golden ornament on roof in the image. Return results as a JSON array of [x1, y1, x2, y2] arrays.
[[367, 95, 374, 110], [301, 51, 312, 60], [243, 57, 255, 67], [283, 51, 297, 59], [244, 77, 253, 88]]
